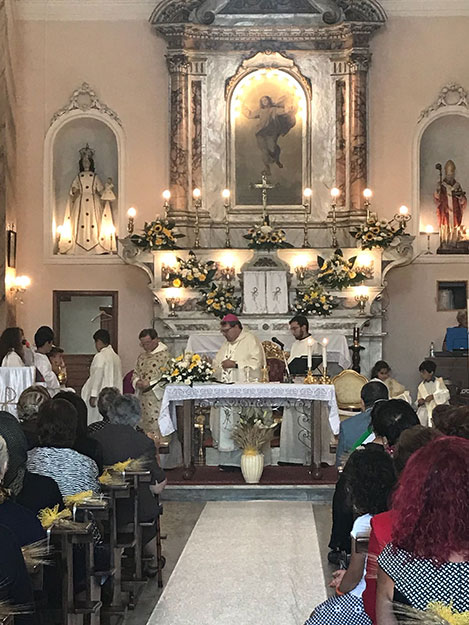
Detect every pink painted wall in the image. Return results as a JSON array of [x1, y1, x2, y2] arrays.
[[15, 20, 169, 372], [13, 14, 469, 382]]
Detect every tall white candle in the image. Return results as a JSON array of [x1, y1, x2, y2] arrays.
[[307, 337, 314, 370], [322, 337, 329, 372]]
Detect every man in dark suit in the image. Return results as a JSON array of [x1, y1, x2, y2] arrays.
[[328, 381, 388, 564], [335, 381, 389, 468]]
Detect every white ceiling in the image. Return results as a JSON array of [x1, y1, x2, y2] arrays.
[[13, 0, 469, 21]]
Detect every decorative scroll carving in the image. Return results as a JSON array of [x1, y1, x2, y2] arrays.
[[418, 83, 469, 123], [50, 82, 122, 127]]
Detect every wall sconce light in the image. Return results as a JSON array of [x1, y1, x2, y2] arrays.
[[165, 287, 182, 317], [10, 275, 31, 304], [222, 189, 231, 249], [355, 252, 374, 279], [127, 207, 137, 234], [354, 285, 369, 316]]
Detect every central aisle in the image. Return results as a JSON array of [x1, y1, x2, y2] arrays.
[[147, 501, 327, 625]]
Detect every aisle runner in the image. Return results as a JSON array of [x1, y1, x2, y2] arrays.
[[147, 501, 327, 625]]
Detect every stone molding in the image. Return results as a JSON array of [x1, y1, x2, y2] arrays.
[[50, 82, 122, 127]]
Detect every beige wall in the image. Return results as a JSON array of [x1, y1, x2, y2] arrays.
[[13, 13, 469, 381]]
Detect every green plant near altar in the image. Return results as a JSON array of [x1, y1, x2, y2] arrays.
[[130, 217, 184, 251], [316, 249, 367, 290], [243, 215, 293, 251], [166, 251, 217, 289], [159, 352, 214, 386], [350, 213, 406, 250], [293, 282, 337, 317], [198, 282, 241, 319], [231, 408, 277, 454]]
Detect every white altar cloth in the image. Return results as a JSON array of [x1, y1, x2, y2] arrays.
[[186, 332, 351, 369], [159, 382, 340, 437], [0, 367, 36, 417]]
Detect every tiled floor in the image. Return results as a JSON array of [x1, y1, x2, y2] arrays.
[[127, 501, 334, 625]]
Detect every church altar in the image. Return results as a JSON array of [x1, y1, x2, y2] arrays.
[[159, 382, 339, 479]]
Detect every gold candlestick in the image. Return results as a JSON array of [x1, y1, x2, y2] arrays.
[[330, 187, 340, 248], [162, 189, 171, 220], [261, 366, 270, 383], [127, 207, 136, 234], [302, 187, 312, 248], [363, 188, 372, 222], [304, 369, 315, 384], [193, 188, 202, 248], [222, 189, 231, 248]]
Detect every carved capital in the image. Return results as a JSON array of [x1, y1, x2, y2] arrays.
[[347, 52, 370, 73], [166, 53, 190, 74]]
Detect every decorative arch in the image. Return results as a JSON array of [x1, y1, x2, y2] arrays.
[[412, 83, 469, 238], [43, 84, 126, 264]]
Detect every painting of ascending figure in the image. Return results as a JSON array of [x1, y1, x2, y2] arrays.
[[233, 69, 305, 206]]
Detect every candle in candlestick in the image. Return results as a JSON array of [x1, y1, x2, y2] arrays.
[[307, 337, 314, 370], [321, 337, 329, 371], [127, 206, 136, 234]]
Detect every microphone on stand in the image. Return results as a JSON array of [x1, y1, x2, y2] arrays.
[[272, 337, 285, 350], [271, 337, 290, 379]]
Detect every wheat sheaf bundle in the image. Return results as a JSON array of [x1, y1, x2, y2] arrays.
[[21, 539, 52, 569], [99, 456, 150, 485], [64, 490, 103, 508], [394, 602, 469, 625], [37, 505, 84, 531]]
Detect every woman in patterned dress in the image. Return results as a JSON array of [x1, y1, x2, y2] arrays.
[[376, 436, 469, 624], [305, 448, 396, 625]]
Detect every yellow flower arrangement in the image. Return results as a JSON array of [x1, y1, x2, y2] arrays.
[[172, 368, 180, 376], [159, 352, 214, 386], [165, 251, 217, 288], [131, 217, 184, 251], [243, 215, 292, 250], [197, 282, 241, 319], [172, 278, 182, 287]]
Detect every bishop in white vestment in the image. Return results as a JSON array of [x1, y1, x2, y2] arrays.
[[82, 329, 123, 424], [210, 315, 266, 467]]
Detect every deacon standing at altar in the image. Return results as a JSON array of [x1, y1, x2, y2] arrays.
[[279, 315, 320, 465], [81, 329, 123, 425], [132, 328, 182, 469], [211, 314, 266, 468]]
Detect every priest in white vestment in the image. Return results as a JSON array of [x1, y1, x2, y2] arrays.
[[210, 314, 267, 468], [82, 329, 123, 424], [416, 360, 450, 426], [279, 314, 321, 465]]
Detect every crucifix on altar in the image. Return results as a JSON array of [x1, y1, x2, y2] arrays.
[[250, 173, 278, 220]]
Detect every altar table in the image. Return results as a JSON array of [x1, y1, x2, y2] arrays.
[[159, 383, 339, 479], [185, 333, 352, 370]]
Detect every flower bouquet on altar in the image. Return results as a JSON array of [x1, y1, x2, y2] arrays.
[[130, 217, 184, 251], [243, 215, 293, 251], [165, 250, 217, 288], [351, 213, 405, 250], [316, 249, 367, 290], [293, 281, 337, 317], [198, 283, 241, 319], [159, 352, 214, 386]]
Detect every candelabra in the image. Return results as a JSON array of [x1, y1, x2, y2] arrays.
[[127, 207, 136, 234], [194, 415, 205, 465], [330, 187, 340, 248], [220, 266, 236, 282], [222, 189, 231, 248], [165, 288, 181, 317], [193, 188, 202, 248], [355, 286, 369, 316], [162, 190, 171, 220], [350, 327, 365, 373], [302, 187, 312, 248], [319, 369, 332, 385], [355, 254, 374, 280], [393, 205, 411, 230], [304, 369, 316, 384], [295, 265, 306, 285]]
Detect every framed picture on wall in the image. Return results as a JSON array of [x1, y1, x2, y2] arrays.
[[7, 230, 16, 268]]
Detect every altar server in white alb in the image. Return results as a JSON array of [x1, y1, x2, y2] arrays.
[[279, 315, 320, 465], [416, 359, 450, 426], [210, 314, 266, 467], [82, 329, 123, 424], [33, 326, 61, 396]]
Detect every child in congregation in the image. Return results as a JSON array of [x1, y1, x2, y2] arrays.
[[416, 360, 450, 426]]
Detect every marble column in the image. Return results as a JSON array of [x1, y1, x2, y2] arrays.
[[166, 53, 190, 213], [348, 52, 370, 211], [190, 79, 202, 191], [335, 78, 347, 208]]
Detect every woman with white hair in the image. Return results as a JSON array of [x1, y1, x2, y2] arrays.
[[90, 394, 167, 576]]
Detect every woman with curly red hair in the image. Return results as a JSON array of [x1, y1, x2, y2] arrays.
[[376, 436, 469, 624]]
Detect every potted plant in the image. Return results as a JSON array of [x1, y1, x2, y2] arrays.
[[231, 408, 276, 484]]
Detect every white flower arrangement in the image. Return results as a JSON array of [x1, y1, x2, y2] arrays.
[[293, 282, 337, 317], [166, 250, 217, 289], [159, 352, 214, 386]]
